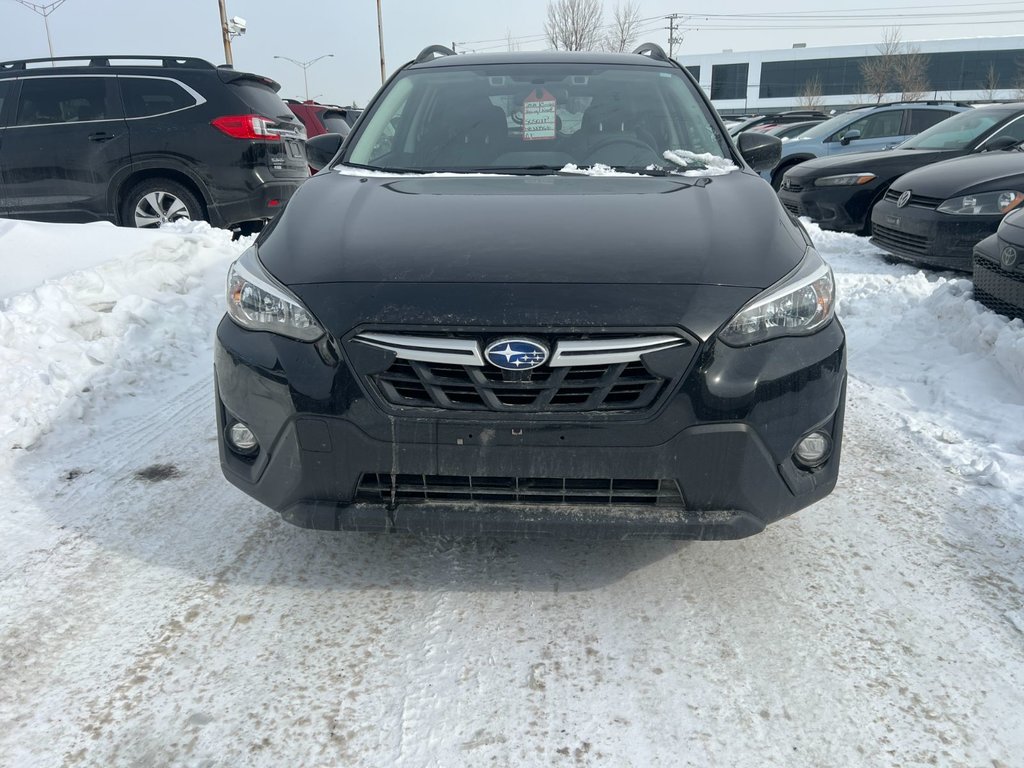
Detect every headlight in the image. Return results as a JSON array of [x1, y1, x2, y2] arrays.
[[719, 250, 836, 346], [226, 247, 324, 341], [937, 190, 1024, 216], [814, 173, 876, 187]]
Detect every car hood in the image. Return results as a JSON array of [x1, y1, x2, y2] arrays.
[[258, 169, 806, 289], [786, 148, 959, 180], [890, 151, 1024, 196], [998, 208, 1024, 245]]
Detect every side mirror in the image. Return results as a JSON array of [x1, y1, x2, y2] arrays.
[[839, 129, 861, 146], [983, 135, 1018, 152], [737, 130, 782, 172], [306, 132, 345, 173]]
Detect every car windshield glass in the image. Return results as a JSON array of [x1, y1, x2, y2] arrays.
[[344, 62, 731, 173], [900, 108, 1015, 150]]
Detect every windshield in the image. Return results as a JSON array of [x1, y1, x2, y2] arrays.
[[344, 62, 731, 173], [900, 108, 1015, 150]]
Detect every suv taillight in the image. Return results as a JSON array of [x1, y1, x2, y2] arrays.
[[211, 115, 282, 141]]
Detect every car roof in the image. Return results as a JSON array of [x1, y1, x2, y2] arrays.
[[407, 50, 676, 69]]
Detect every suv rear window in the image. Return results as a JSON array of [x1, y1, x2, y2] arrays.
[[321, 111, 352, 135], [120, 77, 197, 118], [228, 80, 298, 124]]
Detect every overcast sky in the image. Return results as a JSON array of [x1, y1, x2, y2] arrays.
[[2, 0, 1023, 106]]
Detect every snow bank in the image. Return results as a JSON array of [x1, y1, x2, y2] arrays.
[[0, 221, 246, 453], [807, 221, 1024, 515]]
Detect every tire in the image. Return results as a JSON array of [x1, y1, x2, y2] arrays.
[[771, 160, 803, 191], [120, 178, 203, 229]]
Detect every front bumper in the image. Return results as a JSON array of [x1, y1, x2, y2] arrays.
[[870, 199, 999, 272], [778, 181, 882, 234], [214, 316, 847, 540]]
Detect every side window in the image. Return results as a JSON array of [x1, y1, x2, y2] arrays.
[[120, 77, 197, 118], [16, 77, 112, 125], [907, 109, 956, 134], [985, 115, 1024, 144], [0, 80, 11, 125], [835, 110, 904, 141]]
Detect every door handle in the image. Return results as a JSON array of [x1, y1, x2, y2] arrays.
[[88, 132, 116, 142]]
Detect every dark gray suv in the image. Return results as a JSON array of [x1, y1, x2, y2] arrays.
[[0, 55, 309, 230]]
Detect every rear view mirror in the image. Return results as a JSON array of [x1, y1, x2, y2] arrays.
[[737, 131, 782, 172], [306, 132, 345, 172], [984, 135, 1019, 152], [839, 129, 861, 146]]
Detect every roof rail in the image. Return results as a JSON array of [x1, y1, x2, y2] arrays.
[[0, 55, 215, 71], [632, 43, 669, 61], [414, 45, 456, 64]]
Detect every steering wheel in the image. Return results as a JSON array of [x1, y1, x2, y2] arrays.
[[583, 136, 659, 165]]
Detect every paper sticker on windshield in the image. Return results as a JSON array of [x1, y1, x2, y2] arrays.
[[523, 89, 557, 141]]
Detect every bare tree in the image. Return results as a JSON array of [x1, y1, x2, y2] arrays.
[[545, 0, 604, 51], [797, 75, 824, 110], [894, 43, 930, 101], [604, 1, 642, 53], [859, 28, 902, 104], [982, 64, 1001, 102]]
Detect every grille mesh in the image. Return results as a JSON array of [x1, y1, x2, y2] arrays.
[[973, 254, 1024, 320], [356, 474, 685, 507], [872, 224, 930, 255]]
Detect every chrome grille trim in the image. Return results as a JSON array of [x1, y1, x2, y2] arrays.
[[548, 335, 688, 366], [353, 332, 688, 368], [353, 332, 485, 366]]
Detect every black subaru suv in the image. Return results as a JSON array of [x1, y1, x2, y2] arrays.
[[0, 55, 308, 230], [215, 45, 847, 540]]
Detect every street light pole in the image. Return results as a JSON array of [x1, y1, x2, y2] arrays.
[[376, 0, 386, 84], [12, 0, 68, 59], [274, 55, 335, 101]]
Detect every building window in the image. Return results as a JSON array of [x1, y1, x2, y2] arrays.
[[686, 65, 700, 83], [710, 63, 748, 100]]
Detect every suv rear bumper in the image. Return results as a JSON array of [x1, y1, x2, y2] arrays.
[[207, 179, 304, 229]]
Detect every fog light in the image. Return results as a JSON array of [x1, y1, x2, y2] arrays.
[[794, 431, 831, 468], [228, 421, 259, 454]]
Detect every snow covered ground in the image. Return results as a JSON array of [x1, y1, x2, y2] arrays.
[[1, 217, 1022, 767]]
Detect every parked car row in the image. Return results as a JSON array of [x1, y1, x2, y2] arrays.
[[0, 55, 311, 231], [769, 103, 1024, 320]]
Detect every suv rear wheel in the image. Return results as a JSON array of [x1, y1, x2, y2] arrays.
[[121, 178, 203, 229]]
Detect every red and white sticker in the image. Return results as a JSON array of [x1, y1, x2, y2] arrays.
[[522, 89, 557, 141]]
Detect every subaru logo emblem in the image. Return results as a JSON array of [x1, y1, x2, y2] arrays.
[[897, 190, 912, 208], [484, 338, 549, 371], [1003, 245, 1019, 269]]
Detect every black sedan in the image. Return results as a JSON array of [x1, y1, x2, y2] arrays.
[[973, 209, 1024, 320], [779, 104, 1024, 234], [214, 46, 846, 540], [870, 150, 1024, 272]]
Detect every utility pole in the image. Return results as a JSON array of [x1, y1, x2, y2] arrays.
[[217, 0, 233, 65], [376, 0, 387, 84], [12, 0, 68, 59], [666, 13, 683, 59]]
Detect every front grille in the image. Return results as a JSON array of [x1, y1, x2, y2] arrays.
[[356, 474, 685, 507], [782, 180, 804, 193], [350, 331, 695, 414], [883, 189, 943, 210], [782, 200, 801, 216], [973, 253, 1024, 320], [872, 224, 930, 255]]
